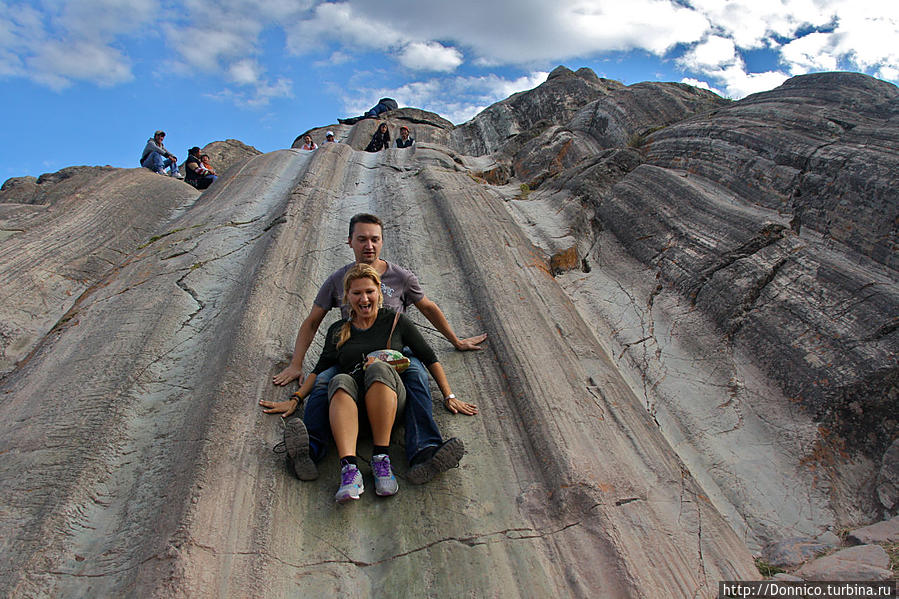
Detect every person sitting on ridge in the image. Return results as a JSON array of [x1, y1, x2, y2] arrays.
[[184, 146, 216, 190], [140, 130, 182, 178], [365, 122, 391, 152], [324, 131, 338, 143], [338, 98, 398, 125], [200, 154, 216, 176], [395, 125, 414, 148], [301, 134, 318, 151]]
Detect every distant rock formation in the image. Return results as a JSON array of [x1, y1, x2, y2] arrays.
[[1, 68, 895, 596]]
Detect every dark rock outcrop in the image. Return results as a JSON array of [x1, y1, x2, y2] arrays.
[[451, 65, 622, 156]]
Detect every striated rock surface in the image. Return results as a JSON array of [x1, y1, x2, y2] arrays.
[[1, 67, 896, 597], [0, 168, 199, 376], [504, 70, 897, 546]]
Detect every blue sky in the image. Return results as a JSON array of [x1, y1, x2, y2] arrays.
[[1, 0, 896, 181]]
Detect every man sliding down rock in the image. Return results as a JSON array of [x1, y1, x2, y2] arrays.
[[261, 213, 486, 484]]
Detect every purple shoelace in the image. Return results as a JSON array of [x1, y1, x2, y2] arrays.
[[341, 465, 359, 485], [372, 457, 392, 477]]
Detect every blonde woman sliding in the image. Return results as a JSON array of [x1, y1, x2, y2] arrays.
[[290, 264, 460, 503]]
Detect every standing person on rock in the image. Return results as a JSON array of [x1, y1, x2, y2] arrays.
[[140, 130, 183, 178], [262, 213, 486, 484]]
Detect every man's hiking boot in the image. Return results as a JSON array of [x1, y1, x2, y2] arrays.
[[407, 437, 464, 485], [170, 170, 184, 179], [335, 463, 364, 503], [283, 418, 318, 481], [371, 454, 398, 496]]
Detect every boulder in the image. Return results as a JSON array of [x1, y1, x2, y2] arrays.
[[796, 545, 893, 581], [848, 516, 899, 545], [763, 537, 831, 568]]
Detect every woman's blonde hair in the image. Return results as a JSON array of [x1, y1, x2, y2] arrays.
[[336, 263, 383, 348]]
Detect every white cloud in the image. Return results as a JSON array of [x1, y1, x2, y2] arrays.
[[681, 77, 724, 97], [229, 59, 262, 85], [714, 64, 791, 98], [286, 0, 710, 64], [679, 36, 737, 70], [2, 0, 895, 105], [780, 32, 838, 74], [397, 42, 463, 72], [687, 0, 838, 50], [0, 0, 149, 88]]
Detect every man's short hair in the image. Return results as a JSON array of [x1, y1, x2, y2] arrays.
[[348, 213, 383, 238]]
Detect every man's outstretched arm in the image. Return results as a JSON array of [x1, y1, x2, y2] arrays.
[[414, 296, 487, 351], [273, 304, 328, 385]]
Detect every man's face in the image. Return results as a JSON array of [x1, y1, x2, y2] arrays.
[[348, 222, 383, 265]]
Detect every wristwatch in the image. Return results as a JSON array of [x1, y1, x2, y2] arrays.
[[444, 393, 456, 402]]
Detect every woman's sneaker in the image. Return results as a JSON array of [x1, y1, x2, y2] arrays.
[[335, 463, 364, 503], [371, 454, 398, 496]]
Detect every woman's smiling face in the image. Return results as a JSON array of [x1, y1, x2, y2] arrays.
[[348, 276, 381, 320]]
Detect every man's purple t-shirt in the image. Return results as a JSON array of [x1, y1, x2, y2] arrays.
[[313, 261, 425, 318]]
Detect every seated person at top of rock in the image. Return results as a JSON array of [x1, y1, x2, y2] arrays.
[[338, 97, 398, 125], [324, 131, 338, 143], [140, 130, 182, 178], [184, 146, 216, 190], [262, 213, 486, 486], [200, 154, 216, 175], [365, 122, 391, 152], [395, 125, 414, 148], [277, 263, 470, 502], [301, 134, 318, 151]]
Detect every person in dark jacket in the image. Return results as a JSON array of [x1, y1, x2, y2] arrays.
[[395, 126, 414, 148], [338, 98, 398, 125], [184, 146, 216, 190], [365, 122, 391, 152]]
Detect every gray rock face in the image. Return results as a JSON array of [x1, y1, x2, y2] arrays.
[[512, 82, 728, 186], [1, 166, 118, 205], [451, 65, 622, 156], [646, 72, 898, 271], [534, 72, 898, 467], [0, 167, 198, 376], [1, 68, 896, 596]]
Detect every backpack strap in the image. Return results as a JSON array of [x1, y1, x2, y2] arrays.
[[386, 311, 401, 349]]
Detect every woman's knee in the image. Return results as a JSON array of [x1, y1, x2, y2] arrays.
[[364, 362, 406, 406], [328, 374, 359, 404]]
